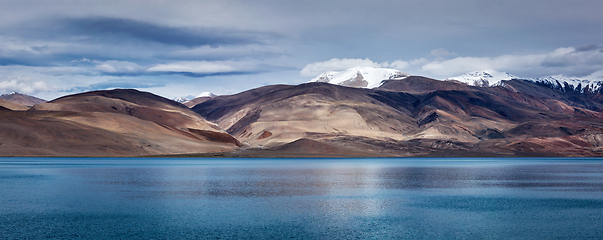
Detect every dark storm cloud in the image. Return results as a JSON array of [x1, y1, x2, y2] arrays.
[[575, 44, 601, 52], [59, 17, 262, 47], [0, 16, 280, 68]]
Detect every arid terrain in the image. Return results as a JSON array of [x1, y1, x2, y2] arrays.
[[2, 77, 603, 157], [0, 89, 240, 156]]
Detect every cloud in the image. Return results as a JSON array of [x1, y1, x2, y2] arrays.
[[71, 79, 166, 92], [585, 70, 603, 80], [0, 16, 283, 68], [94, 60, 145, 74], [48, 17, 266, 47], [301, 45, 603, 80], [0, 76, 55, 94], [1, 1, 602, 99], [418, 46, 603, 78], [300, 58, 392, 76], [542, 46, 603, 69], [388, 60, 410, 70], [430, 48, 457, 57], [158, 45, 289, 61], [146, 60, 264, 76], [300, 58, 425, 76]]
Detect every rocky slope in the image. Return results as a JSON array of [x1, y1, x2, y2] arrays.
[[194, 77, 603, 157]]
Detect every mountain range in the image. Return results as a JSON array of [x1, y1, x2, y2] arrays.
[[2, 68, 603, 157]]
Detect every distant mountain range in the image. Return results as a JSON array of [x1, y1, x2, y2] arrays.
[[445, 70, 603, 94], [313, 67, 603, 95], [2, 69, 603, 157]]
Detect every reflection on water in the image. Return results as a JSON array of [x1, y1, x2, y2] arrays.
[[1, 158, 603, 239]]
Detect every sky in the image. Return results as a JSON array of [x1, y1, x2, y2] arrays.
[[0, 0, 602, 100]]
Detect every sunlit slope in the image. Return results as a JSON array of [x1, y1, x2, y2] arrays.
[[0, 89, 239, 156], [195, 78, 603, 157]]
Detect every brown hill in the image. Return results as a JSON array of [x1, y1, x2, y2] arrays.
[[184, 96, 214, 108], [378, 76, 473, 94], [0, 92, 46, 107], [0, 89, 239, 156], [0, 99, 28, 111], [193, 79, 603, 157]]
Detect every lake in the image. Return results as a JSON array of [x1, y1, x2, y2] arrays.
[[1, 158, 602, 239]]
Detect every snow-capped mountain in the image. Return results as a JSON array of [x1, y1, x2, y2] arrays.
[[173, 92, 217, 104], [445, 70, 603, 94], [181, 92, 218, 108], [196, 92, 217, 98], [310, 66, 410, 88], [173, 97, 191, 103], [524, 76, 603, 93], [444, 70, 518, 87]]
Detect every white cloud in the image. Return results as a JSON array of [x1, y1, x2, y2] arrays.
[[300, 58, 385, 76], [388, 60, 410, 70], [147, 61, 254, 74], [430, 48, 457, 57], [585, 70, 603, 81], [71, 58, 91, 63], [161, 44, 288, 60], [0, 76, 56, 95], [300, 58, 425, 76], [94, 60, 145, 73], [418, 46, 603, 78], [302, 46, 603, 80]]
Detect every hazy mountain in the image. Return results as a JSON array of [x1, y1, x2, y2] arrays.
[[0, 92, 46, 107]]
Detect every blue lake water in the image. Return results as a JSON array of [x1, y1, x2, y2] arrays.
[[1, 158, 603, 239]]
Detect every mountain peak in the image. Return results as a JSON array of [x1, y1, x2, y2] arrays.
[[444, 70, 518, 87], [196, 92, 217, 98], [0, 92, 46, 107], [309, 66, 410, 88], [525, 76, 603, 93]]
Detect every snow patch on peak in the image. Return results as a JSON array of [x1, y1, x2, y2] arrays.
[[309, 66, 410, 88], [196, 92, 217, 98], [444, 70, 603, 93], [1, 92, 18, 96], [173, 92, 216, 103], [525, 75, 603, 93], [445, 70, 518, 87], [173, 97, 191, 103]]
